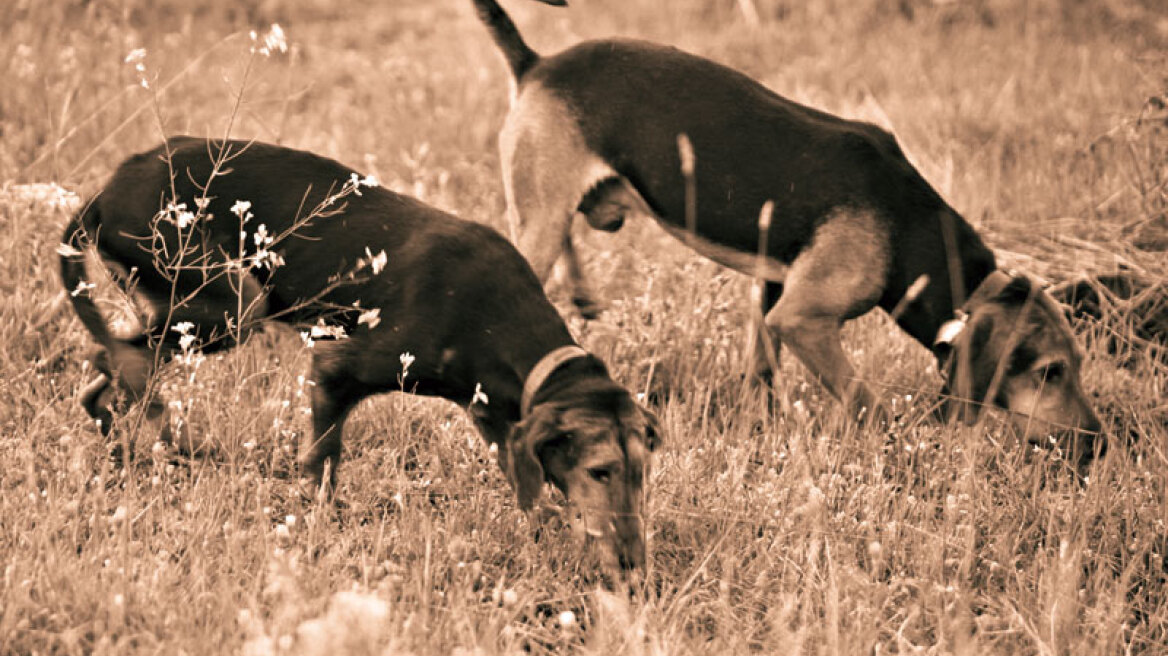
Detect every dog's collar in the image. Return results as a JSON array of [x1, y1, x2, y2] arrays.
[[521, 345, 591, 418], [934, 269, 1018, 349]]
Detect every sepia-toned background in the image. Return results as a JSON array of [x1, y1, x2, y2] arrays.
[[1, 0, 1165, 653]]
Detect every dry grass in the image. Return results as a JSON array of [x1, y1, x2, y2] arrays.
[[1, 0, 1166, 654]]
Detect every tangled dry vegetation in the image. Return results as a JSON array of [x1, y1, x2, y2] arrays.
[[0, 0, 1165, 654]]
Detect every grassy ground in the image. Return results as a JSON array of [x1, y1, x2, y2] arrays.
[[1, 0, 1166, 653]]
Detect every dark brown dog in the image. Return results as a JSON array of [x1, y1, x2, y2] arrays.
[[60, 136, 660, 569], [473, 0, 1102, 463]]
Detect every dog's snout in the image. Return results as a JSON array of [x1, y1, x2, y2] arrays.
[[582, 512, 646, 570], [614, 515, 646, 570]]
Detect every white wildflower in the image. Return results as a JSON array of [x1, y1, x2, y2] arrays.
[[399, 352, 415, 378], [231, 199, 253, 221], [70, 280, 95, 297], [252, 223, 271, 247], [357, 308, 381, 329], [254, 248, 284, 269], [309, 320, 347, 340], [57, 243, 82, 257], [175, 209, 196, 228], [347, 173, 364, 196], [250, 224, 285, 269], [124, 48, 150, 88], [161, 200, 196, 228], [364, 247, 388, 275], [251, 23, 288, 57], [472, 383, 489, 406], [265, 24, 288, 54]]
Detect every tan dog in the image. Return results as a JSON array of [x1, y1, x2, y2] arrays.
[[473, 0, 1102, 464], [61, 137, 661, 568]]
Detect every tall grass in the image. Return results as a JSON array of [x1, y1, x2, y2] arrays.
[[1, 0, 1164, 653]]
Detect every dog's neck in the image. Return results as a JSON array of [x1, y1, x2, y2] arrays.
[[931, 268, 1017, 357], [466, 331, 599, 427], [521, 345, 590, 417], [890, 209, 997, 349], [518, 350, 614, 415]]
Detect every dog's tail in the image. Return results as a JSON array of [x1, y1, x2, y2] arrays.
[[471, 0, 566, 80], [59, 198, 116, 352]]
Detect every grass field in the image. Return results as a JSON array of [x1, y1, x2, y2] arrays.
[[1, 0, 1166, 653]]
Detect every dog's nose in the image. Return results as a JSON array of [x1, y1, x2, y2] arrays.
[[613, 514, 647, 569]]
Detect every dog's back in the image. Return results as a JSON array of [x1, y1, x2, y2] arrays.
[[82, 137, 554, 330], [529, 41, 947, 255]]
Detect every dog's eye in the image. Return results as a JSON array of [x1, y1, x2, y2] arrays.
[[587, 467, 612, 484], [1038, 362, 1066, 384]]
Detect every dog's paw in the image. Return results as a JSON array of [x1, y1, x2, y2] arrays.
[[296, 476, 340, 507], [80, 374, 116, 433]]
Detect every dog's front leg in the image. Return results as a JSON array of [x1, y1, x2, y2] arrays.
[[299, 347, 362, 498], [766, 308, 883, 423], [470, 414, 512, 478], [750, 281, 785, 384], [763, 214, 890, 424]]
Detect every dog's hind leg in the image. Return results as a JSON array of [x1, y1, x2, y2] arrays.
[[87, 269, 269, 438], [499, 113, 569, 284], [500, 88, 616, 317], [561, 231, 602, 319], [567, 179, 645, 319]]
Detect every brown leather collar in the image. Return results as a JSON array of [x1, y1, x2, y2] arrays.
[[521, 345, 590, 418], [934, 269, 1019, 349]]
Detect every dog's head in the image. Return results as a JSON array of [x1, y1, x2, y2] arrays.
[[935, 273, 1102, 466], [507, 378, 661, 570]]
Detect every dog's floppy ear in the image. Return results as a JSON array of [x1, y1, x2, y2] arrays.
[[938, 313, 997, 424], [994, 274, 1034, 306], [507, 404, 561, 510], [640, 405, 662, 451]]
